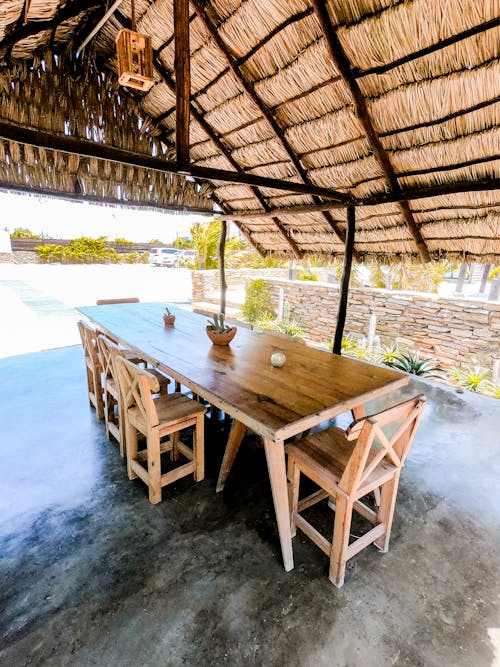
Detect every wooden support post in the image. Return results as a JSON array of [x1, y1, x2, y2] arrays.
[[455, 262, 468, 293], [218, 220, 227, 316], [332, 205, 355, 355], [174, 0, 190, 169], [479, 264, 491, 294]]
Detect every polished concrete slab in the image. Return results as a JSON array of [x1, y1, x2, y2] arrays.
[[0, 346, 499, 666]]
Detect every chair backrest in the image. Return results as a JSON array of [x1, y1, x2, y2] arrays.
[[96, 334, 125, 385], [96, 297, 140, 305], [340, 394, 427, 495], [115, 356, 160, 429], [77, 319, 101, 370]]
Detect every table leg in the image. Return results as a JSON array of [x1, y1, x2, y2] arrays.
[[216, 419, 247, 493], [263, 438, 294, 572], [351, 404, 366, 420]]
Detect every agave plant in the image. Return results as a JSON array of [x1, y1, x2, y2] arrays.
[[253, 312, 277, 331], [276, 319, 305, 339], [480, 381, 500, 399], [340, 334, 369, 359], [450, 366, 491, 392], [207, 313, 232, 333], [384, 351, 444, 378], [375, 342, 403, 365]]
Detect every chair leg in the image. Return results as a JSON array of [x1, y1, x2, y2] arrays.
[[374, 473, 400, 552], [118, 400, 126, 458], [147, 428, 162, 504], [103, 391, 112, 440], [287, 457, 300, 538], [171, 431, 180, 461], [329, 496, 353, 588], [92, 369, 105, 420], [126, 421, 139, 480], [194, 414, 205, 482]]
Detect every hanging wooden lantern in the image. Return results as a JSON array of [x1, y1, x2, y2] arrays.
[[116, 28, 154, 92]]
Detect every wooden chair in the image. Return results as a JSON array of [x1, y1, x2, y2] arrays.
[[77, 320, 105, 420], [97, 335, 170, 457], [286, 394, 426, 587], [96, 297, 140, 305], [115, 356, 206, 504]]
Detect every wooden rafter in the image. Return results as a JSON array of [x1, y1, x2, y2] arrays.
[[0, 0, 101, 52], [217, 179, 500, 219], [174, 0, 190, 168], [311, 0, 431, 262], [191, 0, 353, 254], [0, 119, 352, 203], [353, 17, 500, 78], [0, 180, 213, 214], [114, 11, 309, 257]]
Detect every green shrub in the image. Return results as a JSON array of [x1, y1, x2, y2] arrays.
[[253, 313, 277, 331], [241, 279, 273, 324], [123, 251, 149, 264], [11, 228, 40, 239], [298, 271, 318, 281], [489, 267, 500, 281], [36, 236, 147, 264], [114, 237, 134, 245]]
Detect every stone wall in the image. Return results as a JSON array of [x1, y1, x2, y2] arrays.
[[265, 278, 500, 369], [0, 251, 39, 263], [192, 269, 288, 307]]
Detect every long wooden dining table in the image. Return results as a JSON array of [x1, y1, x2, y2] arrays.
[[78, 302, 409, 572]]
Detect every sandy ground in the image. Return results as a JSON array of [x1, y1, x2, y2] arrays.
[[0, 263, 192, 358]]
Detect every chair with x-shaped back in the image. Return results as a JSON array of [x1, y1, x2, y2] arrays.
[[97, 334, 170, 457], [77, 320, 105, 420], [286, 394, 426, 587], [115, 356, 206, 504]]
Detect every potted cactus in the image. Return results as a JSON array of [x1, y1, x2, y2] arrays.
[[163, 307, 176, 326], [206, 314, 237, 345]]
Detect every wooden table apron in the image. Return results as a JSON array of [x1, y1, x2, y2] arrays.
[[78, 302, 409, 572]]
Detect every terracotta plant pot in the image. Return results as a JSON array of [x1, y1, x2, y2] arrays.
[[163, 315, 176, 326], [206, 326, 237, 346]]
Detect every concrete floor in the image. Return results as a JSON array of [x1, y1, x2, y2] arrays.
[[0, 346, 499, 667]]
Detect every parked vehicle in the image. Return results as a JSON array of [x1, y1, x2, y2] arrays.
[[148, 248, 182, 267]]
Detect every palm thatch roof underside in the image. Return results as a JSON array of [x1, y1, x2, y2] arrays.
[[0, 0, 499, 262]]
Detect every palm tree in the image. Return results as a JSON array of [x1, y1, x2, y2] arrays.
[[189, 220, 221, 269]]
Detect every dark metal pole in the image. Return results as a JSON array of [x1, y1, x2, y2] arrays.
[[332, 205, 355, 354], [218, 220, 227, 316]]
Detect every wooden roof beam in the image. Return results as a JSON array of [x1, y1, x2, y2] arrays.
[[0, 0, 101, 52], [174, 0, 190, 168], [354, 17, 500, 78], [114, 11, 304, 258], [217, 179, 500, 219], [190, 0, 351, 255], [0, 120, 351, 202], [311, 0, 431, 262]]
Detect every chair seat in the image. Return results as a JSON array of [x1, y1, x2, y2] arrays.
[[128, 392, 206, 432], [286, 427, 397, 497]]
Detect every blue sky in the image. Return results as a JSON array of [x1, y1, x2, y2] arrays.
[[1, 191, 213, 242]]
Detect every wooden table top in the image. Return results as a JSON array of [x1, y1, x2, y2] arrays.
[[78, 302, 409, 441]]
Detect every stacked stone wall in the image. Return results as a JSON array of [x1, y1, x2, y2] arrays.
[[0, 251, 39, 263], [263, 279, 499, 369]]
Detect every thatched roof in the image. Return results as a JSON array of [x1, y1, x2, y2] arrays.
[[0, 0, 498, 261]]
